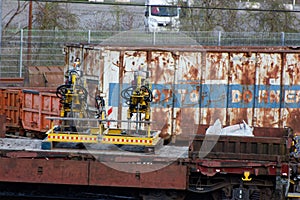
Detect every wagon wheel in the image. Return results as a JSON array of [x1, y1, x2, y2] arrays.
[[56, 84, 87, 100], [121, 86, 134, 104], [56, 84, 69, 100]]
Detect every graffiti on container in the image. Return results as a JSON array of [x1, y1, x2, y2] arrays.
[[109, 83, 300, 108]]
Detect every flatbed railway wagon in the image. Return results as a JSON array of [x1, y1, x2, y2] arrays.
[[1, 44, 300, 199]]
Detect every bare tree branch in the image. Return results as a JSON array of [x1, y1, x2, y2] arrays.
[[3, 0, 29, 30]]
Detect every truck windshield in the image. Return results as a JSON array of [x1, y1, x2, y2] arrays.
[[151, 6, 178, 17]]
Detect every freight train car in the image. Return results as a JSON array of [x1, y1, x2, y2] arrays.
[[63, 44, 300, 137], [0, 88, 60, 138], [57, 44, 300, 199], [1, 44, 300, 199]]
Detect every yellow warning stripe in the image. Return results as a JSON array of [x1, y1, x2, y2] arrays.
[[102, 136, 153, 145], [47, 134, 98, 143], [47, 131, 161, 146], [101, 131, 160, 146]]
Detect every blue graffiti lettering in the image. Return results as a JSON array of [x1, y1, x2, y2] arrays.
[[108, 83, 300, 108]]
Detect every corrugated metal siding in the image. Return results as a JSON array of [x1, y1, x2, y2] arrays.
[[228, 52, 256, 126], [175, 52, 202, 136], [201, 52, 229, 126], [0, 89, 21, 129], [65, 45, 300, 135], [254, 53, 282, 128], [0, 88, 60, 134], [21, 90, 60, 132], [282, 53, 300, 131], [149, 51, 177, 136]]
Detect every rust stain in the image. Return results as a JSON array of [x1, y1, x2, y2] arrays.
[[6, 151, 38, 158], [257, 53, 282, 85], [89, 161, 187, 189], [0, 158, 89, 185], [230, 53, 256, 85], [284, 54, 300, 85], [285, 108, 300, 133], [255, 108, 280, 128], [228, 108, 252, 125], [186, 66, 199, 81], [60, 45, 300, 136], [206, 53, 228, 80], [150, 51, 176, 84]]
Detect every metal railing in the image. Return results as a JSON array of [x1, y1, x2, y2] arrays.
[[1, 29, 300, 78]]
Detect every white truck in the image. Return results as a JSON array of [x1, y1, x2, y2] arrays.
[[144, 0, 181, 32]]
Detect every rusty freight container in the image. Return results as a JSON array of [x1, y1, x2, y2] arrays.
[[28, 66, 64, 87], [0, 78, 24, 87], [0, 89, 21, 132], [0, 88, 60, 136], [21, 89, 61, 134], [63, 44, 300, 138]]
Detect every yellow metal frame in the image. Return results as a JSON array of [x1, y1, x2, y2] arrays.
[[46, 118, 161, 147], [47, 133, 98, 143], [47, 131, 161, 146], [101, 131, 161, 146]]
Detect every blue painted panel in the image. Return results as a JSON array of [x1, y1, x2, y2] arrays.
[[282, 85, 300, 108], [108, 83, 300, 109]]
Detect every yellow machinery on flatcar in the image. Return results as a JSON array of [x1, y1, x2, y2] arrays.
[[44, 66, 161, 152]]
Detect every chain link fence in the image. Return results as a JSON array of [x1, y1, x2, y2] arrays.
[[1, 29, 300, 77]]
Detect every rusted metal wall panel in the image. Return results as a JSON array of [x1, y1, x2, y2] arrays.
[[28, 66, 64, 87], [64, 45, 300, 136], [282, 53, 300, 132], [173, 52, 202, 136], [0, 115, 6, 138], [0, 158, 89, 185], [65, 46, 84, 69], [0, 89, 21, 129], [0, 88, 60, 134], [254, 53, 282, 128], [228, 53, 256, 126], [83, 48, 102, 77], [89, 162, 187, 189], [82, 48, 102, 112], [21, 90, 60, 132], [149, 51, 177, 136], [200, 52, 229, 127], [0, 157, 186, 189]]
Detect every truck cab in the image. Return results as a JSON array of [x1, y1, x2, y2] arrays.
[[144, 0, 180, 32]]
